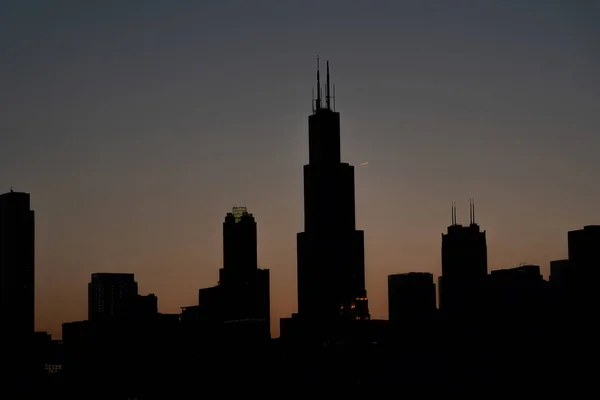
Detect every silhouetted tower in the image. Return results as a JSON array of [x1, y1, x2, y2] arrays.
[[439, 199, 488, 316], [0, 190, 35, 383], [388, 273, 436, 323], [208, 207, 270, 338], [88, 273, 138, 321], [0, 190, 35, 338], [220, 207, 258, 283], [297, 58, 369, 323]]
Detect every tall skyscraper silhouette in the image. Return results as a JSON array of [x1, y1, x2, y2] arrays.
[[88, 273, 138, 321], [439, 199, 488, 316], [0, 190, 35, 383], [297, 59, 369, 323]]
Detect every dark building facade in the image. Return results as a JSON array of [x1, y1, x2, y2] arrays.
[[487, 265, 549, 320], [197, 207, 270, 340], [296, 59, 369, 324], [439, 200, 487, 316], [120, 293, 158, 318], [567, 225, 600, 312], [0, 190, 35, 384], [550, 259, 571, 287], [0, 190, 35, 339], [222, 207, 258, 276], [88, 273, 139, 321], [388, 272, 436, 323], [568, 226, 600, 271]]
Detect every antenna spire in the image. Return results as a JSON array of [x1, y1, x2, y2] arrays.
[[451, 201, 456, 225], [469, 197, 473, 225], [471, 198, 476, 224], [326, 60, 331, 110], [333, 84, 336, 111], [316, 56, 322, 111]]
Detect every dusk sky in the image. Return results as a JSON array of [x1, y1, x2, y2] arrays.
[[1, 0, 598, 338]]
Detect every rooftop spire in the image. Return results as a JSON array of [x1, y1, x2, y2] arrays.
[[451, 201, 456, 225], [316, 56, 322, 111], [326, 60, 331, 110]]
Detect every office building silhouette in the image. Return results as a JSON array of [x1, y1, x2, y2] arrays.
[[88, 273, 138, 321], [550, 259, 571, 287], [567, 225, 600, 312], [487, 265, 549, 320], [438, 199, 487, 316], [0, 190, 35, 384], [0, 190, 35, 337], [197, 207, 270, 340], [296, 58, 369, 323], [388, 272, 436, 323], [568, 225, 600, 269]]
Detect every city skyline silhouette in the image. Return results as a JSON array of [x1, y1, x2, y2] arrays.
[[2, 1, 598, 343]]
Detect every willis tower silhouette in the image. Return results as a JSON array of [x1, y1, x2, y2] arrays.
[[297, 58, 369, 324]]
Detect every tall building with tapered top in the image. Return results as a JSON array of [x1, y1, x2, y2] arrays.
[[296, 59, 369, 323]]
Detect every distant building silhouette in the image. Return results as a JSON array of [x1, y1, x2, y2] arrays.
[[568, 226, 600, 270], [296, 58, 369, 324], [567, 225, 600, 311], [388, 272, 436, 323], [550, 259, 571, 287], [222, 206, 258, 276], [88, 273, 138, 321], [197, 207, 270, 340], [487, 265, 549, 321], [120, 293, 158, 318], [438, 199, 487, 317], [0, 190, 35, 384]]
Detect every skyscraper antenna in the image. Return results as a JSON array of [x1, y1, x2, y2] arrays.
[[469, 197, 473, 225], [451, 201, 456, 225], [471, 198, 476, 224], [316, 56, 322, 111], [333, 84, 336, 111], [326, 60, 331, 110]]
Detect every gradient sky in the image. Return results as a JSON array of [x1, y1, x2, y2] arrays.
[[1, 0, 598, 338]]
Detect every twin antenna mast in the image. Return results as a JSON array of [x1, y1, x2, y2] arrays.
[[451, 198, 477, 226], [312, 56, 336, 114]]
